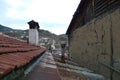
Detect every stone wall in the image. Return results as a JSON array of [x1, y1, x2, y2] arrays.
[[69, 8, 120, 79]]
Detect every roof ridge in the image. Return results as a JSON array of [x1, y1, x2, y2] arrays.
[[0, 33, 26, 42]]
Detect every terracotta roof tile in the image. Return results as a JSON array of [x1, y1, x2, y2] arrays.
[[0, 34, 46, 78]]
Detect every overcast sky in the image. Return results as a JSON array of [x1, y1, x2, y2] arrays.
[[0, 0, 80, 35]]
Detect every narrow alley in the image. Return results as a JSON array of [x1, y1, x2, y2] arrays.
[[0, 0, 120, 80], [24, 50, 106, 80]]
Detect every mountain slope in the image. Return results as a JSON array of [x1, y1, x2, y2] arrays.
[[0, 24, 59, 40], [58, 34, 68, 41], [0, 24, 13, 31], [0, 24, 68, 44]]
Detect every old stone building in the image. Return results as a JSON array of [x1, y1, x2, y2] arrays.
[[66, 0, 120, 80]]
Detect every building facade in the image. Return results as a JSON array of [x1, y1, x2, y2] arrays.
[[66, 0, 120, 80]]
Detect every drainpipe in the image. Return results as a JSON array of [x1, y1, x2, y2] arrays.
[[68, 34, 72, 60], [109, 13, 114, 80]]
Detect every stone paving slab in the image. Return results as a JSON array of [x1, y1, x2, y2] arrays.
[[52, 50, 106, 80], [25, 52, 61, 80], [24, 50, 106, 80]]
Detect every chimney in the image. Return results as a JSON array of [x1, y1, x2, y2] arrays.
[[28, 20, 40, 46]]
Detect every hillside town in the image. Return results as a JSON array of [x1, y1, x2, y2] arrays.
[[0, 0, 120, 80]]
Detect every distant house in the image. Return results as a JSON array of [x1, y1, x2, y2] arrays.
[[39, 37, 51, 46], [66, 0, 120, 80]]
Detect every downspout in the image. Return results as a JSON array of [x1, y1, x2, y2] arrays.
[[109, 13, 114, 80], [68, 34, 71, 60]]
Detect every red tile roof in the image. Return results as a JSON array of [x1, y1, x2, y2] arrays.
[[0, 33, 46, 78]]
